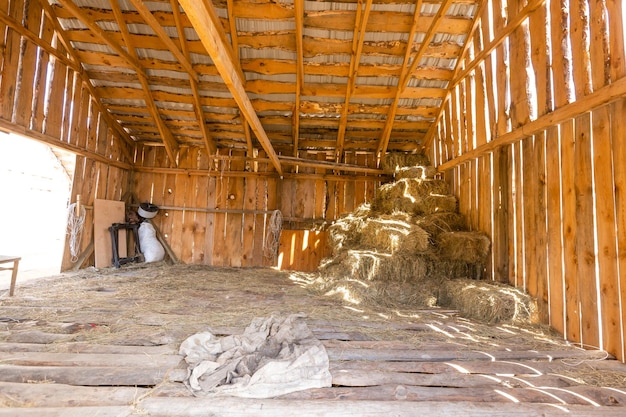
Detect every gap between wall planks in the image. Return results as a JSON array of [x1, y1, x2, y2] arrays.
[[427, 0, 626, 362]]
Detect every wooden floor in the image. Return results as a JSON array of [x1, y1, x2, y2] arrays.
[[1, 264, 626, 416]]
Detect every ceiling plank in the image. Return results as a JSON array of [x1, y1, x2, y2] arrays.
[[109, 0, 179, 166], [335, 0, 373, 163], [225, 0, 254, 157], [376, 0, 453, 157], [178, 0, 283, 176], [293, 0, 305, 157]]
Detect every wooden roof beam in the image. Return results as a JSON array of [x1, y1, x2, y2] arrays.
[[109, 0, 179, 166], [293, 0, 305, 157], [335, 0, 373, 163], [168, 0, 218, 156], [376, 0, 452, 157], [178, 0, 283, 176]]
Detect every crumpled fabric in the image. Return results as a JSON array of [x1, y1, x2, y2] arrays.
[[178, 313, 332, 398]]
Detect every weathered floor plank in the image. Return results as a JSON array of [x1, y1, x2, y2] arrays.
[[0, 381, 149, 407], [1, 265, 625, 416], [136, 397, 626, 416]]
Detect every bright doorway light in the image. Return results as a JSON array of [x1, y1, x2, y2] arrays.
[[0, 132, 75, 288]]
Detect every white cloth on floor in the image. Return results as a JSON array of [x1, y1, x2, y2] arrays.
[[179, 313, 332, 398]]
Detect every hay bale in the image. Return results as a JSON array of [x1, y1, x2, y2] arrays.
[[371, 179, 450, 215], [317, 251, 441, 308], [416, 212, 466, 237], [327, 211, 368, 254], [416, 194, 457, 215], [436, 231, 491, 264], [438, 279, 537, 323], [359, 215, 430, 254], [395, 166, 437, 180], [381, 152, 430, 174]]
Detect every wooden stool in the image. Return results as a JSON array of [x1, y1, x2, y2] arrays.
[[0, 255, 21, 296]]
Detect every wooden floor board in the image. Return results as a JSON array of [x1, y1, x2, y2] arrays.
[[0, 264, 625, 415]]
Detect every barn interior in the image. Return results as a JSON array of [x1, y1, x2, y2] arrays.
[[2, 0, 626, 415]]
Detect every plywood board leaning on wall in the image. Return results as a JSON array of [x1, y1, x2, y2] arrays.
[[93, 199, 126, 268]]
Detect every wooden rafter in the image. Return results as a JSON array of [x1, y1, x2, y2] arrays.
[[293, 0, 305, 157], [376, 0, 453, 157], [167, 0, 218, 156], [33, 0, 136, 164], [178, 0, 283, 176], [106, 0, 179, 166], [226, 0, 254, 157], [335, 0, 373, 163]]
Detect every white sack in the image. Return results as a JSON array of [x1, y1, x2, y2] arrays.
[[179, 313, 332, 398], [138, 222, 165, 262]]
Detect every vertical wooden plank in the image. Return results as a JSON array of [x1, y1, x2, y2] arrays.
[[204, 164, 217, 266], [533, 131, 549, 323], [458, 162, 468, 222], [458, 80, 468, 155], [226, 150, 245, 267], [354, 153, 367, 208], [315, 152, 327, 218], [505, 144, 517, 287], [508, 0, 531, 128], [569, 0, 592, 98], [612, 98, 626, 362], [606, 0, 625, 81], [0, 0, 22, 122], [574, 113, 599, 349], [443, 101, 454, 159], [478, 153, 493, 280], [560, 119, 581, 344], [76, 87, 90, 149], [241, 172, 257, 267], [521, 136, 537, 296], [364, 153, 377, 203], [263, 162, 278, 267], [469, 159, 478, 231], [192, 149, 209, 264], [53, 67, 71, 142], [14, 0, 40, 128], [180, 148, 198, 264], [485, 53, 498, 141], [451, 86, 462, 158], [160, 170, 177, 260], [529, 1, 550, 116], [335, 180, 346, 217], [212, 158, 228, 266], [281, 178, 296, 221], [513, 141, 524, 289], [493, 146, 510, 283], [545, 125, 565, 336], [588, 0, 610, 91], [550, 0, 573, 107], [592, 105, 621, 360]]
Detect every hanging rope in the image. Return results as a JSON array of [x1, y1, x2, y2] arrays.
[[66, 202, 86, 262], [264, 210, 283, 262]]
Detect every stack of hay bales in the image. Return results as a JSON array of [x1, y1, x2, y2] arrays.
[[317, 153, 536, 323]]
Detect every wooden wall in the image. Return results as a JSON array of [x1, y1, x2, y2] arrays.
[[132, 146, 379, 269], [0, 0, 133, 270], [428, 0, 626, 362]]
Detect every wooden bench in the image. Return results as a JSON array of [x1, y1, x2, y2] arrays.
[[0, 255, 21, 296]]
